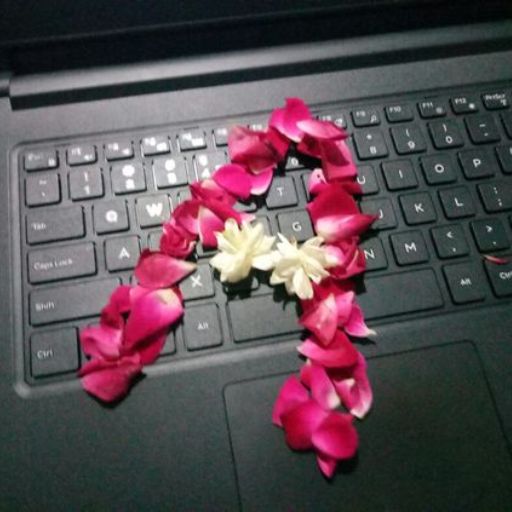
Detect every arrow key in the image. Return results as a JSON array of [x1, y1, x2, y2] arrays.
[[471, 219, 510, 252], [431, 225, 469, 259]]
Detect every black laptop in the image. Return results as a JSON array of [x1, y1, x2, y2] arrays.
[[2, 1, 512, 510]]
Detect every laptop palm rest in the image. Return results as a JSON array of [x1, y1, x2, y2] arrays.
[[224, 342, 512, 511]]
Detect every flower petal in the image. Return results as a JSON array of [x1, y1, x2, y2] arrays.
[[272, 375, 309, 427], [134, 250, 196, 289], [299, 293, 338, 346], [483, 254, 510, 265], [281, 400, 329, 450], [160, 219, 197, 258], [172, 199, 200, 235], [298, 331, 358, 368], [249, 166, 274, 195], [80, 324, 123, 360], [316, 452, 338, 479], [269, 98, 312, 142], [198, 206, 226, 248], [307, 168, 329, 196], [124, 288, 183, 349], [100, 285, 132, 328], [312, 412, 358, 460], [297, 118, 348, 141], [134, 331, 168, 365], [79, 354, 142, 403], [344, 303, 377, 338], [321, 140, 358, 181], [315, 213, 375, 242], [213, 164, 253, 200], [309, 363, 341, 410]]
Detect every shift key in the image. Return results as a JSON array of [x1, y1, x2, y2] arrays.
[[26, 206, 85, 245], [30, 278, 120, 326]]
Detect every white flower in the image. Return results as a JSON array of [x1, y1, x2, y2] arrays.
[[210, 219, 276, 283], [269, 235, 336, 300]]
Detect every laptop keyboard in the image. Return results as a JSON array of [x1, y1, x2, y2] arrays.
[[14, 83, 512, 387]]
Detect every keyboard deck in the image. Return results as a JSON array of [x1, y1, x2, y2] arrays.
[[12, 82, 512, 389]]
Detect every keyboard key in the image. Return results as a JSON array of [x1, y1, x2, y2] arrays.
[[213, 127, 230, 147], [439, 186, 476, 219], [265, 177, 298, 209], [399, 193, 437, 225], [28, 242, 96, 283], [458, 149, 498, 179], [228, 294, 301, 342], [284, 154, 306, 171], [24, 149, 58, 171], [69, 167, 104, 200], [360, 238, 388, 271], [355, 165, 379, 195], [443, 263, 487, 304], [450, 96, 479, 114], [431, 225, 469, 259], [183, 304, 222, 350], [30, 328, 79, 377], [29, 278, 120, 326], [471, 219, 510, 252], [496, 145, 512, 174], [193, 151, 227, 181], [277, 210, 313, 242], [181, 264, 215, 300], [136, 195, 171, 228], [420, 155, 457, 185], [105, 141, 134, 161], [385, 104, 414, 123], [93, 200, 129, 234], [357, 269, 443, 319], [390, 231, 429, 265], [153, 156, 189, 188], [66, 144, 97, 166], [390, 125, 427, 154], [482, 92, 509, 110], [478, 181, 512, 213], [141, 135, 170, 156], [429, 120, 464, 149], [26, 206, 85, 245], [111, 162, 146, 194], [178, 129, 207, 151], [382, 160, 418, 190], [351, 108, 380, 127], [360, 198, 397, 230], [502, 112, 512, 138], [25, 174, 60, 206], [105, 236, 141, 271], [418, 99, 446, 118], [485, 259, 512, 297], [465, 115, 501, 144], [353, 129, 388, 160]]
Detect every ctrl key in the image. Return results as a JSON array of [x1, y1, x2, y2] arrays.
[[30, 328, 79, 378], [485, 259, 512, 297]]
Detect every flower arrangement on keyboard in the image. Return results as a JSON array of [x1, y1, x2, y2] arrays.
[[79, 98, 377, 478]]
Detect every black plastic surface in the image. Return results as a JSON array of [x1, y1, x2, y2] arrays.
[[1, 25, 512, 511]]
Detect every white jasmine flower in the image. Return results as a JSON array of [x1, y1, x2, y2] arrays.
[[269, 235, 336, 300], [210, 219, 276, 283]]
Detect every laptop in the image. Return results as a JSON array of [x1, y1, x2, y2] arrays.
[[1, 0, 512, 509]]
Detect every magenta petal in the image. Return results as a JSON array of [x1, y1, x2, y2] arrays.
[[298, 332, 358, 369], [79, 354, 142, 403], [297, 118, 348, 141], [134, 250, 196, 289], [100, 284, 132, 328], [173, 199, 200, 235], [124, 288, 183, 349], [314, 213, 376, 242], [316, 452, 338, 479], [344, 303, 376, 337], [312, 412, 358, 460], [249, 166, 274, 195], [307, 184, 360, 221], [308, 168, 329, 196], [80, 324, 123, 360], [299, 294, 338, 346], [310, 363, 340, 410], [321, 140, 358, 181], [160, 219, 196, 258], [269, 98, 312, 142], [198, 206, 225, 248], [213, 164, 252, 200], [281, 400, 329, 450], [272, 375, 309, 427], [299, 361, 313, 389], [333, 353, 373, 419], [484, 254, 510, 265], [135, 331, 167, 365]]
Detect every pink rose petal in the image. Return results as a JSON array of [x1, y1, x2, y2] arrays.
[[321, 139, 358, 181], [298, 331, 358, 369], [124, 288, 183, 349], [483, 254, 510, 265], [344, 303, 376, 338], [134, 250, 196, 289], [299, 293, 338, 346], [249, 166, 274, 195], [135, 331, 168, 365], [309, 363, 341, 410], [160, 219, 197, 258], [307, 168, 329, 196], [173, 200, 200, 235], [266, 127, 290, 161], [272, 375, 309, 427], [314, 213, 376, 242], [198, 206, 225, 248], [312, 412, 358, 460], [297, 118, 348, 141], [100, 285, 132, 328], [79, 354, 142, 403], [269, 97, 312, 142], [316, 452, 338, 479], [80, 324, 123, 360], [281, 400, 329, 450], [213, 164, 252, 200]]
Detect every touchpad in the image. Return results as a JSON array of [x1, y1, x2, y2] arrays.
[[224, 342, 512, 512]]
